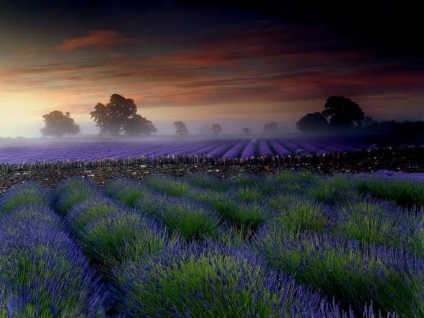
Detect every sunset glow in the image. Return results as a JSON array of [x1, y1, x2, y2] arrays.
[[1, 1, 423, 137]]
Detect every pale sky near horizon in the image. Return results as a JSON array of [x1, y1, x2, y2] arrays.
[[1, 1, 423, 137]]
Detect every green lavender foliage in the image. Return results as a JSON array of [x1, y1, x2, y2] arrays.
[[268, 194, 329, 234], [143, 175, 191, 197], [55, 177, 100, 216], [79, 211, 169, 271], [0, 182, 52, 214], [185, 174, 229, 191], [104, 178, 147, 207], [116, 241, 344, 318], [357, 175, 424, 212], [307, 175, 358, 205], [157, 198, 222, 241], [254, 227, 423, 317], [333, 199, 420, 254], [0, 205, 106, 317]]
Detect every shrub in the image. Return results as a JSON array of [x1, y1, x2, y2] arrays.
[[116, 241, 345, 317], [104, 178, 147, 207], [80, 211, 169, 271], [186, 174, 229, 191], [144, 175, 190, 197], [0, 182, 52, 214], [357, 175, 424, 212], [334, 199, 419, 252], [307, 175, 358, 205], [0, 205, 105, 317], [158, 198, 222, 241], [254, 227, 423, 317], [55, 177, 100, 216], [268, 195, 329, 234], [235, 185, 264, 203], [67, 196, 121, 236], [268, 170, 320, 194]]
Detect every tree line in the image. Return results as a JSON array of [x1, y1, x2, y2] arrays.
[[296, 96, 424, 142], [40, 93, 286, 138], [40, 93, 424, 139]]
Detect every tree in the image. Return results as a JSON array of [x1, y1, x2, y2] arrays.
[[174, 121, 189, 135], [296, 112, 329, 133], [211, 124, 222, 135], [90, 94, 155, 136], [123, 114, 157, 136], [40, 111, 80, 138], [242, 128, 251, 135], [361, 116, 377, 128], [263, 122, 279, 134], [322, 96, 365, 130]]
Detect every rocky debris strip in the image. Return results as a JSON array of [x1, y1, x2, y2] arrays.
[[1, 146, 424, 194]]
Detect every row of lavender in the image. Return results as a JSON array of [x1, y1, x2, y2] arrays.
[[0, 183, 105, 316], [2, 171, 423, 316], [0, 136, 371, 165]]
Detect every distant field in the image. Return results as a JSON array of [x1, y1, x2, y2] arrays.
[[0, 135, 379, 164]]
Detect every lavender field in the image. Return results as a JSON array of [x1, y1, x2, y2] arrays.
[[1, 172, 423, 317], [0, 135, 373, 164]]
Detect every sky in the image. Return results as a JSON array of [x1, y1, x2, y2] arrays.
[[1, 0, 423, 137]]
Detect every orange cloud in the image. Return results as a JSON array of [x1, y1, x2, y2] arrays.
[[61, 30, 132, 51]]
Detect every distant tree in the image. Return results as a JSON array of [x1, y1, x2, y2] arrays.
[[263, 122, 279, 134], [90, 94, 155, 137], [174, 121, 189, 135], [211, 124, 222, 135], [123, 114, 157, 136], [242, 128, 251, 135], [296, 112, 329, 133], [361, 116, 377, 128], [40, 111, 80, 138], [322, 96, 365, 130]]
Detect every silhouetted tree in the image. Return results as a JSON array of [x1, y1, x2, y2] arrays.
[[123, 114, 157, 136], [361, 116, 377, 128], [174, 121, 189, 135], [263, 122, 279, 134], [211, 124, 222, 135], [91, 94, 155, 137], [40, 111, 80, 138], [296, 112, 328, 133], [242, 128, 251, 135], [322, 96, 364, 130]]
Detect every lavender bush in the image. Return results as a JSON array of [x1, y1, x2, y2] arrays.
[[55, 177, 101, 216], [0, 182, 52, 214], [104, 177, 148, 207], [254, 227, 423, 317], [268, 194, 329, 234], [0, 205, 105, 317], [116, 240, 348, 318]]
